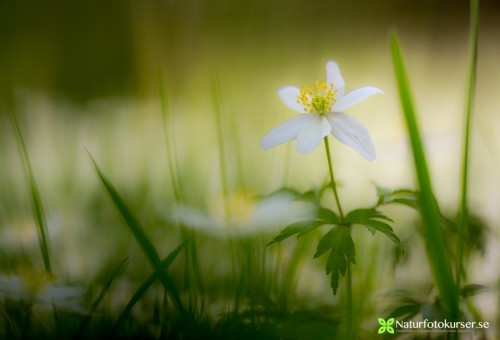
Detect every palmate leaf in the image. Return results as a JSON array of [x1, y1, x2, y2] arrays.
[[314, 226, 355, 295], [259, 187, 318, 204], [376, 186, 420, 211], [345, 208, 401, 248], [268, 208, 339, 245]]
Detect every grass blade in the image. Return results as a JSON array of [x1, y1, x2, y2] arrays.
[[158, 68, 182, 203], [109, 243, 184, 337], [211, 69, 230, 218], [11, 113, 52, 274], [158, 68, 205, 310], [73, 256, 130, 340], [457, 0, 479, 288], [391, 34, 460, 322], [88, 154, 186, 317]]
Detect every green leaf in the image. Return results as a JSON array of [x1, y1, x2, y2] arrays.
[[268, 220, 325, 245], [365, 220, 401, 247], [345, 208, 401, 247], [268, 208, 339, 245], [327, 247, 346, 295], [314, 226, 355, 295], [317, 208, 340, 224], [376, 186, 420, 211], [345, 208, 393, 223]]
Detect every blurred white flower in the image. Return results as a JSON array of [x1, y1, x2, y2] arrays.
[[165, 191, 315, 237], [260, 61, 382, 160], [0, 267, 84, 312]]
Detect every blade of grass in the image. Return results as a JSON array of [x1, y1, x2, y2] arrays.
[[158, 68, 205, 309], [88, 154, 186, 317], [73, 256, 130, 340], [457, 0, 479, 289], [11, 113, 52, 274], [109, 243, 184, 338], [391, 34, 460, 323], [211, 69, 230, 219], [158, 68, 182, 204]]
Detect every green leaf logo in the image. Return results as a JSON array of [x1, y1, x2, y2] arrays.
[[378, 318, 395, 334]]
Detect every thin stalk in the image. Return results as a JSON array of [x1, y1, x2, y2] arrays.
[[457, 0, 479, 289], [211, 70, 231, 220], [279, 234, 311, 308], [73, 256, 130, 340], [323, 136, 352, 338], [158, 69, 182, 203], [346, 260, 354, 340], [227, 100, 245, 189], [323, 137, 344, 221], [11, 113, 52, 274], [158, 69, 204, 304]]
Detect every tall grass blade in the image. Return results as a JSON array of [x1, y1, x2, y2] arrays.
[[88, 154, 186, 317], [390, 34, 460, 322], [457, 0, 479, 288], [109, 243, 184, 337], [73, 256, 130, 340], [158, 68, 182, 203], [11, 113, 52, 274], [211, 69, 230, 217], [158, 68, 205, 308]]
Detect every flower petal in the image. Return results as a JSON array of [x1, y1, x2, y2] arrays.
[[260, 114, 311, 149], [326, 112, 376, 161], [332, 86, 383, 111], [296, 115, 331, 154], [326, 61, 346, 97], [277, 86, 306, 113]]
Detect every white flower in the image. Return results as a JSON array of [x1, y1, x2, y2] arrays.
[[163, 191, 315, 238], [0, 268, 84, 312], [260, 61, 383, 160]]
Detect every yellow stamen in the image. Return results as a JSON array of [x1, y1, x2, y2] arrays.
[[298, 81, 337, 115]]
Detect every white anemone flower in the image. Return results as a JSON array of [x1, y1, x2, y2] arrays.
[[0, 268, 84, 312], [165, 191, 315, 238], [260, 61, 383, 160]]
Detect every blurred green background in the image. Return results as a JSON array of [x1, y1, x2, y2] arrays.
[[1, 0, 499, 338]]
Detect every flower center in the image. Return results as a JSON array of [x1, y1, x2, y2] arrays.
[[211, 191, 256, 225], [297, 81, 337, 115]]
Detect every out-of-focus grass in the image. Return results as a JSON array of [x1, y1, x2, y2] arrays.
[[11, 113, 52, 274], [391, 33, 460, 324]]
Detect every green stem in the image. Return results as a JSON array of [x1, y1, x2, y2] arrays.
[[211, 70, 231, 221], [323, 137, 353, 338], [323, 137, 344, 221], [346, 260, 354, 340]]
